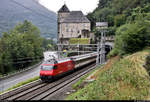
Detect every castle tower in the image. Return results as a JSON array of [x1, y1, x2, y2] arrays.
[[57, 4, 91, 45], [57, 4, 70, 44]]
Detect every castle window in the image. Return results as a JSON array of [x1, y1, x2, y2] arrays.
[[77, 30, 80, 33]]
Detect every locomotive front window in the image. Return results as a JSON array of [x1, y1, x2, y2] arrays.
[[41, 66, 54, 71]]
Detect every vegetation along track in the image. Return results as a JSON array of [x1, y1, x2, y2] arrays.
[[0, 61, 96, 100]]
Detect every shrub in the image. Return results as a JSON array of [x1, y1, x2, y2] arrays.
[[107, 49, 119, 59], [114, 14, 126, 27], [69, 38, 90, 44], [113, 20, 150, 55]]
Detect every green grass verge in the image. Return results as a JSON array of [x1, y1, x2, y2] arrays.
[[66, 50, 150, 100], [0, 76, 40, 95]]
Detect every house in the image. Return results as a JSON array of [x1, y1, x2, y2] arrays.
[[57, 4, 91, 44]]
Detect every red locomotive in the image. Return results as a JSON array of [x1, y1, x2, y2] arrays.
[[40, 52, 97, 82], [40, 58, 75, 81]]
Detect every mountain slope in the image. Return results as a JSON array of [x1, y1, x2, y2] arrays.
[[0, 0, 57, 39]]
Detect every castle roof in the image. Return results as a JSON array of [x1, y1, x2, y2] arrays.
[[61, 11, 90, 23], [58, 4, 70, 13]]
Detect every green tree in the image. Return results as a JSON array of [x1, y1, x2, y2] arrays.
[[0, 20, 44, 75], [42, 38, 56, 51], [114, 14, 126, 27], [114, 20, 150, 55], [15, 20, 43, 58]]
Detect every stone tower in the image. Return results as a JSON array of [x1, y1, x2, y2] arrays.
[[57, 4, 91, 45], [57, 4, 70, 44]]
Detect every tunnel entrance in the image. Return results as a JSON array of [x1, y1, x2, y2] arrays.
[[105, 45, 112, 56]]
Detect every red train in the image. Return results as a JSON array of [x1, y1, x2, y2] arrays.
[[40, 53, 97, 82], [40, 58, 75, 81]]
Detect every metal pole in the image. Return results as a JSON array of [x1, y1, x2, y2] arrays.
[[78, 38, 79, 56], [100, 31, 103, 64], [96, 41, 100, 66], [103, 30, 106, 63]]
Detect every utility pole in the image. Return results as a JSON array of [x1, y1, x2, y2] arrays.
[[78, 29, 79, 56], [78, 39, 79, 56], [100, 31, 103, 64], [96, 41, 100, 66], [100, 30, 106, 64], [96, 22, 108, 66]]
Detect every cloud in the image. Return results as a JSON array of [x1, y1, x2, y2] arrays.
[[38, 0, 98, 14]]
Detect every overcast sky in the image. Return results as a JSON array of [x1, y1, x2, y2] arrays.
[[38, 0, 99, 14]]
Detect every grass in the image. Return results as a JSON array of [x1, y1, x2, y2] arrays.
[[66, 49, 150, 100], [0, 76, 40, 95]]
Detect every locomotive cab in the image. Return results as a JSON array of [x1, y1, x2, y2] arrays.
[[40, 59, 58, 81], [40, 58, 75, 82]]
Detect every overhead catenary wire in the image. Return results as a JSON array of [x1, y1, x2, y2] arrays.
[[0, 0, 58, 64], [0, 0, 58, 43], [9, 0, 57, 23], [1, 0, 58, 37]]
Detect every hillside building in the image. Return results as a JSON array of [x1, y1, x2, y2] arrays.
[[57, 4, 91, 44]]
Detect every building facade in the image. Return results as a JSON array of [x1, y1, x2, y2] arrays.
[[57, 4, 91, 44]]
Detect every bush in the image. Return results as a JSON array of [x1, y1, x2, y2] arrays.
[[114, 14, 126, 27], [107, 49, 119, 59], [113, 20, 150, 55], [108, 26, 117, 35], [69, 38, 90, 44]]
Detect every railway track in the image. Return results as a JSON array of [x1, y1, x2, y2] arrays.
[[0, 61, 97, 100]]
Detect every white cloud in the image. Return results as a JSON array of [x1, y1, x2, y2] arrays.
[[38, 0, 99, 14]]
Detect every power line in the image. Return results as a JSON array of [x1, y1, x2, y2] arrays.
[[9, 0, 57, 36], [9, 0, 57, 23]]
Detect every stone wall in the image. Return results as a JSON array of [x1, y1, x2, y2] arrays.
[[58, 22, 90, 39]]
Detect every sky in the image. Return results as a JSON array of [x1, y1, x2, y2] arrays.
[[38, 0, 99, 14]]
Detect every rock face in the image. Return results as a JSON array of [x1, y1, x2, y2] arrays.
[[0, 0, 57, 39]]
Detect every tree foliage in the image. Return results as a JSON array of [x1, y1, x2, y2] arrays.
[[87, 0, 150, 35], [112, 17, 150, 56], [0, 20, 43, 74], [87, 0, 150, 56], [42, 38, 57, 51]]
